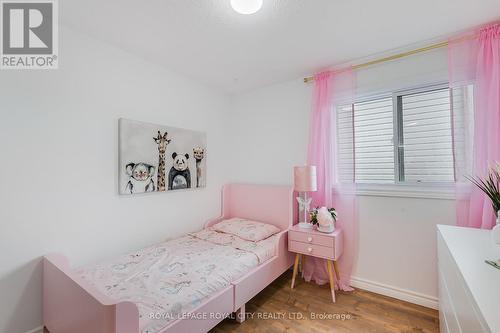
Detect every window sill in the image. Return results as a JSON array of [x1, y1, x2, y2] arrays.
[[353, 183, 456, 200]]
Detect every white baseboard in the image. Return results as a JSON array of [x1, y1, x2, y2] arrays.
[[24, 326, 43, 333], [350, 276, 439, 310]]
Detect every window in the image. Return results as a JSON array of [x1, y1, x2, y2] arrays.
[[400, 89, 455, 183], [337, 85, 460, 185]]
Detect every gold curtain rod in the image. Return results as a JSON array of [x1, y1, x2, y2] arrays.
[[303, 39, 455, 83]]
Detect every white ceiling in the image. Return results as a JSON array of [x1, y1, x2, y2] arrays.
[[61, 0, 500, 94]]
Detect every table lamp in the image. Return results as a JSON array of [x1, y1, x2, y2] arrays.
[[294, 166, 317, 229]]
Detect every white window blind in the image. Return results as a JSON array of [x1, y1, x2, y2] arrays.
[[337, 104, 355, 183], [353, 98, 395, 184], [400, 88, 454, 183], [337, 85, 463, 185]]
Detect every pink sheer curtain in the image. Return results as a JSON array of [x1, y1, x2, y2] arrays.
[[449, 24, 500, 229], [302, 70, 357, 291]]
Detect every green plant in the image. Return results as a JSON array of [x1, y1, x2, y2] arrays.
[[309, 207, 337, 225], [467, 163, 500, 217]]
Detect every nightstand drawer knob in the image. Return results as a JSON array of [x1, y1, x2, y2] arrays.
[[307, 247, 313, 253], [307, 237, 313, 242]]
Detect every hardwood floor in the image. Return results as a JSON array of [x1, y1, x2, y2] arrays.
[[44, 271, 439, 333], [211, 271, 439, 333]]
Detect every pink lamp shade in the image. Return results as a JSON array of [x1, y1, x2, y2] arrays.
[[294, 166, 317, 192]]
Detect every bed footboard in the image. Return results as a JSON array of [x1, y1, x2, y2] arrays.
[[157, 285, 234, 333], [43, 254, 139, 333], [232, 230, 293, 311]]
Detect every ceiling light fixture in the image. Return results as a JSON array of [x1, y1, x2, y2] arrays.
[[230, 0, 263, 15]]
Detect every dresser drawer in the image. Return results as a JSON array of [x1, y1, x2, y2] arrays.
[[289, 240, 335, 260], [437, 232, 489, 333], [289, 230, 334, 247]]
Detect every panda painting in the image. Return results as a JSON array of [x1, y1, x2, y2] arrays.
[[168, 152, 191, 190]]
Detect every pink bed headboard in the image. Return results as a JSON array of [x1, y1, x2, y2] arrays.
[[220, 183, 294, 231]]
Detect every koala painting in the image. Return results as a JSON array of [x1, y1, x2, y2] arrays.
[[168, 152, 191, 190], [125, 162, 156, 194]]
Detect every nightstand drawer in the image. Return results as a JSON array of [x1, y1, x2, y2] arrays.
[[289, 241, 335, 260], [289, 230, 334, 248]]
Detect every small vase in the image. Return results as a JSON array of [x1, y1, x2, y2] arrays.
[[492, 212, 500, 245]]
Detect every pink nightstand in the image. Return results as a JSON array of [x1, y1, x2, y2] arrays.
[[288, 224, 343, 302]]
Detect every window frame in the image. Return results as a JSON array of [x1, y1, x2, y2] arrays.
[[339, 82, 457, 199]]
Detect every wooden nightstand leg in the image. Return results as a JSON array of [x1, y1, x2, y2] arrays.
[[291, 254, 300, 289], [300, 254, 305, 274], [326, 260, 336, 303], [332, 260, 341, 281]]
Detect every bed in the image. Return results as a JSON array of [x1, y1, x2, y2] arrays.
[[43, 184, 294, 333]]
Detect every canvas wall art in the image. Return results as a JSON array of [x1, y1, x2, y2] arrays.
[[119, 118, 206, 195]]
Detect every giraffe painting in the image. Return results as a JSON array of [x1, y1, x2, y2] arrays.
[[154, 131, 171, 192]]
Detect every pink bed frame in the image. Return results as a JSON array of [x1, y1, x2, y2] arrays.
[[43, 184, 294, 333]]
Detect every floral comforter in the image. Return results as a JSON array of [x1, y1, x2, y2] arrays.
[[74, 229, 277, 333]]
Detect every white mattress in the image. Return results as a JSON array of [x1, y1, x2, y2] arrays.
[[74, 229, 277, 333]]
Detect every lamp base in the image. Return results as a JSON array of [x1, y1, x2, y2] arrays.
[[317, 224, 335, 233], [298, 222, 313, 229]]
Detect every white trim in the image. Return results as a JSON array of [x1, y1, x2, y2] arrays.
[[24, 326, 43, 333], [354, 183, 455, 200], [350, 276, 439, 310]]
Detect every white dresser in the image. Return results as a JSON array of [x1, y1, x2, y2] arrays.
[[437, 225, 500, 333]]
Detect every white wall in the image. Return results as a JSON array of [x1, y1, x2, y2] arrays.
[[227, 80, 310, 184], [0, 27, 230, 333], [228, 77, 455, 308]]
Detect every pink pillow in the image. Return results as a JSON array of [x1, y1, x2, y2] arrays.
[[213, 218, 280, 242]]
